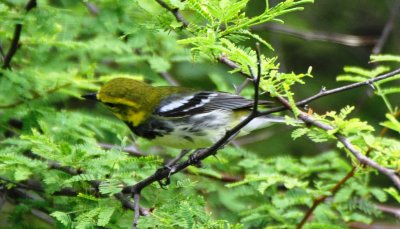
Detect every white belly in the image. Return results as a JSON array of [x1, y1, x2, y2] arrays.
[[152, 110, 233, 149]]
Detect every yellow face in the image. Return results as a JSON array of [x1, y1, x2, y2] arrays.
[[96, 78, 155, 127], [97, 96, 146, 126]]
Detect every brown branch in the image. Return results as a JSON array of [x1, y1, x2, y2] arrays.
[[155, 0, 189, 27], [276, 97, 400, 190], [296, 167, 357, 228], [255, 67, 400, 116], [98, 142, 145, 157], [2, 0, 37, 70], [372, 0, 400, 54], [296, 111, 400, 228], [252, 23, 378, 47], [22, 151, 150, 214], [220, 55, 400, 117]]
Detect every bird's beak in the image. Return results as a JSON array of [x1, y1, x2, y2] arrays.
[[82, 93, 99, 101]]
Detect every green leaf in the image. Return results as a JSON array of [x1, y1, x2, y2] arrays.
[[97, 207, 115, 226], [384, 187, 400, 203], [370, 54, 400, 63], [51, 211, 71, 227]]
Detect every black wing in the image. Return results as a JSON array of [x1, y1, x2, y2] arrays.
[[155, 91, 271, 117]]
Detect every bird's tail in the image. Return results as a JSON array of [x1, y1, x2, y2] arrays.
[[242, 115, 300, 133]]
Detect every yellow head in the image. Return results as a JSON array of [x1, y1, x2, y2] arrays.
[[96, 78, 159, 126]]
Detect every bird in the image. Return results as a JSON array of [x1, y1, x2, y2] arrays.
[[83, 77, 285, 149]]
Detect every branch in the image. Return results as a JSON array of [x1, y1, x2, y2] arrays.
[[132, 193, 141, 229], [372, 0, 400, 54], [22, 151, 149, 214], [296, 166, 357, 229], [252, 23, 377, 47], [256, 67, 400, 116], [98, 142, 145, 157], [159, 71, 180, 86], [296, 112, 400, 228], [2, 0, 37, 70], [155, 0, 189, 27], [84, 1, 99, 16], [0, 82, 72, 108], [0, 41, 5, 61], [277, 97, 400, 191]]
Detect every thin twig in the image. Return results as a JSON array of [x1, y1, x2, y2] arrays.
[[159, 71, 180, 86], [84, 2, 99, 15], [372, 0, 400, 54], [0, 41, 5, 61], [235, 78, 250, 94], [277, 97, 400, 191], [257, 68, 400, 117], [0, 82, 72, 108], [98, 143, 145, 157], [376, 204, 400, 218], [22, 151, 149, 214], [252, 23, 378, 47], [133, 193, 141, 229], [155, 0, 189, 27], [296, 111, 400, 228], [2, 0, 37, 69], [296, 167, 357, 228]]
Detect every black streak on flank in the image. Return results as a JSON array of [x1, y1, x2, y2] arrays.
[[183, 135, 194, 142], [125, 118, 173, 140]]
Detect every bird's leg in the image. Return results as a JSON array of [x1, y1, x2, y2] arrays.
[[156, 149, 191, 189]]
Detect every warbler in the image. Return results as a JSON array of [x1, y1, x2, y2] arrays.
[[83, 78, 283, 149]]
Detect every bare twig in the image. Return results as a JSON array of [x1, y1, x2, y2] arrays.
[[22, 151, 149, 214], [159, 71, 180, 86], [98, 143, 145, 157], [133, 193, 141, 229], [372, 0, 400, 54], [296, 167, 357, 229], [296, 111, 400, 228], [0, 82, 72, 108], [155, 0, 189, 27], [84, 2, 99, 16], [2, 0, 37, 69], [235, 78, 250, 94], [277, 97, 400, 191], [257, 68, 400, 116], [0, 41, 5, 61], [252, 23, 378, 47], [376, 204, 400, 218]]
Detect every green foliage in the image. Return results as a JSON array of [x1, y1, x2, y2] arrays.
[[1, 0, 399, 228]]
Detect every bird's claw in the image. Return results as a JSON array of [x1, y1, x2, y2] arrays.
[[155, 166, 173, 189]]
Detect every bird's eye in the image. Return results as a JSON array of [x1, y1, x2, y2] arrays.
[[104, 103, 117, 108]]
